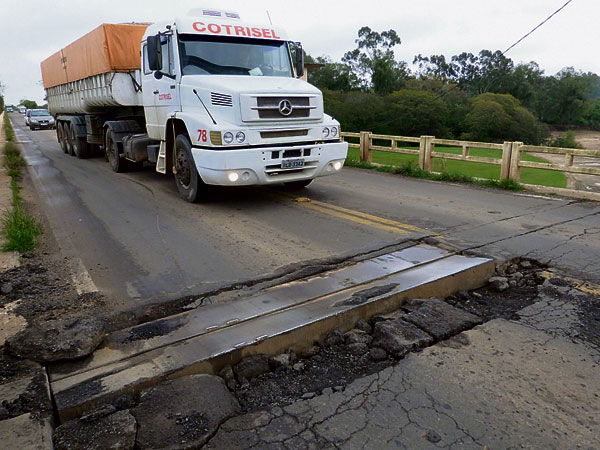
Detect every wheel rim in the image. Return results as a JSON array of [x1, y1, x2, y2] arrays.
[[71, 127, 78, 155], [60, 124, 69, 153], [106, 132, 118, 168], [175, 148, 192, 189]]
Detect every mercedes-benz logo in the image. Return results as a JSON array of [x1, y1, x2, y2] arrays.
[[278, 99, 293, 116]]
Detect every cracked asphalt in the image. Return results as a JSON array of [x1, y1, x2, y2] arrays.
[[6, 118, 600, 449], [13, 121, 600, 310], [204, 287, 600, 449]]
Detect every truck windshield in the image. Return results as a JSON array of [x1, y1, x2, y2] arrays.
[[178, 35, 293, 77]]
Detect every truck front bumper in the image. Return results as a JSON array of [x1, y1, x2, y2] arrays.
[[192, 141, 348, 186]]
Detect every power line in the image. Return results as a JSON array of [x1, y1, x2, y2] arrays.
[[502, 0, 575, 55]]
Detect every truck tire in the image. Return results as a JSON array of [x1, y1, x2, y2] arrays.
[[70, 123, 89, 159], [65, 123, 76, 156], [56, 123, 63, 145], [174, 134, 204, 203], [105, 128, 127, 172], [59, 123, 70, 154]]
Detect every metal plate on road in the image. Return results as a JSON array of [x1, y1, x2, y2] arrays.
[[281, 158, 304, 169]]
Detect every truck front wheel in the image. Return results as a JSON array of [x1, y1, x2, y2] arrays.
[[174, 135, 204, 203], [106, 128, 126, 173]]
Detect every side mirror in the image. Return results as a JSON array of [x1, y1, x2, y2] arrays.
[[295, 47, 304, 78], [147, 35, 162, 72]]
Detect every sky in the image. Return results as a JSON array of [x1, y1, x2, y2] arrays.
[[0, 0, 596, 105]]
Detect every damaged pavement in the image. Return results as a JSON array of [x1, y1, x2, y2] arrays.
[[1, 246, 599, 449]]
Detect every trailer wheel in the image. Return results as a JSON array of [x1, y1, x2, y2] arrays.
[[106, 128, 127, 173], [65, 123, 76, 156], [174, 135, 204, 203], [56, 123, 63, 145], [59, 123, 70, 154], [70, 123, 89, 159]]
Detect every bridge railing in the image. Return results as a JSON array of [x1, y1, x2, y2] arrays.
[[341, 131, 600, 201]]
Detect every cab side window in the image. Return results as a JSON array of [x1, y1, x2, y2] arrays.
[[161, 35, 174, 76], [143, 44, 151, 75]]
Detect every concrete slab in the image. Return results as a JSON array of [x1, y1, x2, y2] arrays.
[[0, 413, 53, 450], [50, 243, 450, 382], [51, 252, 493, 421]]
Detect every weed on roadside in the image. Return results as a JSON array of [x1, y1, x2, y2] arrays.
[[2, 205, 42, 252], [2, 116, 42, 252]]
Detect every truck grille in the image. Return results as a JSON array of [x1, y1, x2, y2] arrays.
[[260, 129, 308, 139], [240, 94, 322, 122], [211, 92, 233, 107], [254, 97, 313, 119]]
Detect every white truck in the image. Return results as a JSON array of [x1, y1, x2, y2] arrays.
[[41, 9, 347, 202]]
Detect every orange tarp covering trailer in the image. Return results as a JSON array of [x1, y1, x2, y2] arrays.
[[41, 23, 149, 89]]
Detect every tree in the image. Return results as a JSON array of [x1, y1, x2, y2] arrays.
[[463, 93, 548, 144], [404, 78, 469, 137], [534, 68, 597, 125], [306, 55, 359, 92], [322, 89, 388, 133], [19, 99, 39, 110], [414, 50, 514, 95], [385, 90, 449, 137], [342, 27, 409, 94]]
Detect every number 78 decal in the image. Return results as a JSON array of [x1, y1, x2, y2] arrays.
[[197, 129, 208, 142]]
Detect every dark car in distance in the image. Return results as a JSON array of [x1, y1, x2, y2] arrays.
[[28, 109, 55, 130]]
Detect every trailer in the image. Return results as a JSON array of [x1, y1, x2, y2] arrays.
[[41, 10, 347, 202]]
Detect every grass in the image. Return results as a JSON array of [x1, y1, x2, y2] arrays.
[[345, 144, 567, 189], [2, 114, 42, 252], [345, 158, 524, 192]]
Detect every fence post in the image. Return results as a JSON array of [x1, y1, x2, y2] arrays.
[[419, 136, 435, 170], [500, 142, 512, 180], [564, 153, 574, 168], [509, 142, 523, 182], [360, 131, 372, 163]]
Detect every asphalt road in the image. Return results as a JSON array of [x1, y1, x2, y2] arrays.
[[11, 117, 600, 311]]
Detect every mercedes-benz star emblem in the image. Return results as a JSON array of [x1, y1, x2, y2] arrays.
[[278, 99, 293, 116]]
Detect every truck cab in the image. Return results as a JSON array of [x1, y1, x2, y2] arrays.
[[44, 10, 347, 203], [138, 10, 347, 201]]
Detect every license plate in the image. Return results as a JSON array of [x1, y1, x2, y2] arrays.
[[281, 158, 304, 169]]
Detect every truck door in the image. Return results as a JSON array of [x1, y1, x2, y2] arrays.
[[142, 34, 180, 140]]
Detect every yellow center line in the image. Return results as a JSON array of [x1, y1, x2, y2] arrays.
[[265, 190, 436, 236], [298, 202, 409, 235], [542, 270, 600, 296], [306, 198, 435, 234]]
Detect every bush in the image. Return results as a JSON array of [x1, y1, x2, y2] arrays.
[[547, 130, 583, 149], [384, 90, 449, 137], [463, 93, 548, 144]]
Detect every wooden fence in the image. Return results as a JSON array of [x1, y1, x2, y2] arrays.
[[341, 131, 600, 200]]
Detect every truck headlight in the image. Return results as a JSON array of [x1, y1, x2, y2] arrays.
[[223, 132, 234, 144], [330, 126, 338, 137], [322, 127, 330, 138], [235, 131, 246, 143]]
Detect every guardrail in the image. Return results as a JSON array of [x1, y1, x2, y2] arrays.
[[341, 131, 600, 200]]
